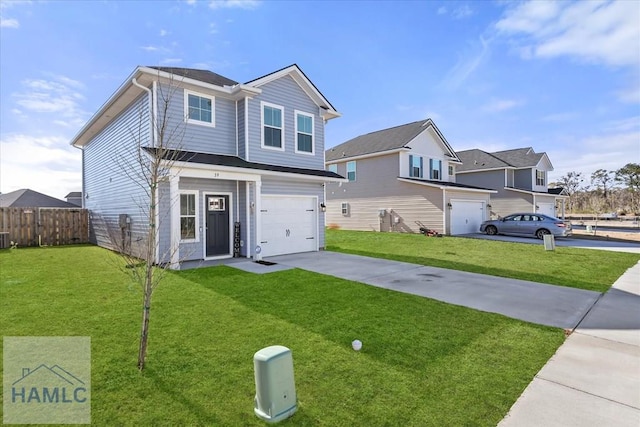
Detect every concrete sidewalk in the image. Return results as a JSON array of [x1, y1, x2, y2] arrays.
[[265, 251, 600, 329], [499, 261, 640, 427]]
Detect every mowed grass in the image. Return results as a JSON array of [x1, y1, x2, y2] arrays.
[[327, 229, 640, 293], [1, 245, 565, 426]]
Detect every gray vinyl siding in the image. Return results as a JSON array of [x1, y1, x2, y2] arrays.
[[261, 177, 326, 248], [247, 76, 325, 169], [326, 153, 445, 233], [160, 84, 236, 155], [84, 94, 151, 258], [456, 170, 504, 190], [178, 178, 239, 261], [237, 99, 246, 159], [514, 169, 532, 189]]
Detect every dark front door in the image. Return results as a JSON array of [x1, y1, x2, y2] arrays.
[[206, 195, 230, 257]]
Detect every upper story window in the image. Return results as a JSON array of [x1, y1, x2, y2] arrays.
[[261, 102, 284, 150], [295, 110, 314, 154], [409, 155, 423, 178], [448, 165, 454, 177], [536, 170, 545, 186], [328, 164, 337, 174], [185, 90, 214, 127], [346, 161, 356, 182], [429, 159, 442, 180], [180, 192, 199, 242]]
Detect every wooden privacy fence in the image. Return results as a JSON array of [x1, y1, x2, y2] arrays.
[[0, 207, 89, 248]]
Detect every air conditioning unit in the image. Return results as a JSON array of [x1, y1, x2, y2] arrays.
[[253, 345, 297, 423]]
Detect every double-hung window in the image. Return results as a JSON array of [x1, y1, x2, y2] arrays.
[[262, 102, 284, 150], [429, 159, 442, 180], [295, 111, 314, 154], [180, 192, 198, 241], [184, 90, 214, 127], [409, 155, 423, 178], [536, 170, 545, 186], [328, 164, 337, 174], [346, 161, 356, 182]]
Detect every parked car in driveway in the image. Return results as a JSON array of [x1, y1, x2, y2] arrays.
[[480, 213, 572, 239]]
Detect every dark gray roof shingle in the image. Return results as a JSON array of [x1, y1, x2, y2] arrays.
[[144, 148, 344, 180], [456, 147, 547, 172], [326, 119, 459, 162], [0, 189, 79, 208], [148, 66, 239, 87]]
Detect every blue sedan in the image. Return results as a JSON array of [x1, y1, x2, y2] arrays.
[[480, 213, 572, 239]]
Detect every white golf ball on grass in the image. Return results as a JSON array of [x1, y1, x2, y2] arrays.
[[352, 339, 362, 351]]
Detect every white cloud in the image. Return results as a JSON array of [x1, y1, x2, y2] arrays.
[[442, 36, 491, 89], [0, 18, 19, 28], [452, 5, 473, 19], [208, 0, 260, 10], [0, 134, 82, 198], [160, 58, 183, 65], [481, 98, 524, 113], [540, 112, 579, 123], [12, 76, 89, 128], [437, 6, 447, 15], [141, 45, 160, 52], [495, 0, 640, 67], [185, 0, 197, 5], [159, 29, 168, 36]]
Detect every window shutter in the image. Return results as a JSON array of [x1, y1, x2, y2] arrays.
[[409, 155, 413, 177], [429, 159, 433, 179], [438, 161, 442, 180], [420, 157, 424, 178]]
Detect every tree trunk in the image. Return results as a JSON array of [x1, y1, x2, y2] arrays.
[[137, 265, 154, 371]]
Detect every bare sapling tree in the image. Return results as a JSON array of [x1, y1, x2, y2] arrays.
[[106, 74, 189, 370]]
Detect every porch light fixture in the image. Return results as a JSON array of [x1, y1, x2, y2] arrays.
[[487, 204, 492, 209], [447, 202, 453, 209], [320, 203, 326, 213]]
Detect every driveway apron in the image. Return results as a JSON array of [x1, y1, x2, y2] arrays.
[[266, 251, 600, 330]]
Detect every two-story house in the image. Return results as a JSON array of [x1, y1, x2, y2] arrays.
[[455, 148, 567, 219], [71, 64, 343, 268], [325, 119, 495, 235]]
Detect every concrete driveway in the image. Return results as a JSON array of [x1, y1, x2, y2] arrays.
[[461, 232, 640, 253], [265, 251, 600, 329]]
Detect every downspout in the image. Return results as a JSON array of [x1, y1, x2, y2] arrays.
[[132, 78, 154, 146], [244, 96, 249, 161], [235, 100, 239, 157]]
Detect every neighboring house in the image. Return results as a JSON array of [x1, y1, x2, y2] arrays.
[[455, 148, 568, 218], [325, 119, 495, 235], [65, 192, 83, 207], [0, 189, 78, 208], [71, 64, 343, 268]]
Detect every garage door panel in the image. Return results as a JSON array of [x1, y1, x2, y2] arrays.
[[451, 201, 485, 235], [260, 196, 317, 257]]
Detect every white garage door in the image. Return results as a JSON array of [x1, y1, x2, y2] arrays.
[[537, 202, 556, 218], [260, 196, 317, 257], [450, 201, 485, 235]]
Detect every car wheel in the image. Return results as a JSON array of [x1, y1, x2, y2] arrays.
[[486, 225, 498, 235], [536, 229, 550, 239]]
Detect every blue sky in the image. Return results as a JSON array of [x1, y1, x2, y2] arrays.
[[1, 0, 639, 199]]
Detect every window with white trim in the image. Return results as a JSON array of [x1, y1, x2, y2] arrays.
[[409, 154, 423, 178], [261, 102, 284, 150], [328, 164, 337, 173], [448, 165, 454, 176], [180, 192, 199, 241], [429, 159, 442, 180], [295, 110, 314, 154], [184, 90, 214, 127], [346, 161, 356, 182], [341, 202, 349, 216], [536, 170, 545, 186]]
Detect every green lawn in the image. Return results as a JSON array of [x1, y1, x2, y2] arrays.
[[1, 246, 565, 426], [327, 229, 640, 293]]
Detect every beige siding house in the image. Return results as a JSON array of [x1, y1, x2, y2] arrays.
[[455, 148, 568, 219], [325, 119, 495, 235]]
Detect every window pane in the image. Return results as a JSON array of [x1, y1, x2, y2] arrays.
[[298, 114, 312, 133], [181, 217, 195, 239], [264, 106, 282, 128], [188, 94, 199, 108], [298, 134, 312, 152], [264, 127, 281, 147], [180, 194, 188, 215]]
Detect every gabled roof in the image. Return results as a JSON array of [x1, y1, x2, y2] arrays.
[[0, 189, 79, 208], [326, 119, 461, 162], [245, 64, 339, 120], [144, 148, 345, 181], [65, 192, 82, 198], [456, 147, 550, 172], [148, 66, 239, 87], [398, 177, 496, 193]]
